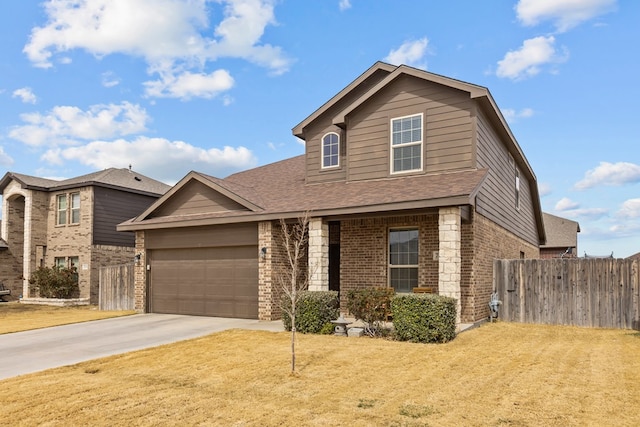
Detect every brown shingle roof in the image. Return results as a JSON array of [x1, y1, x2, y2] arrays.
[[0, 168, 170, 196], [541, 212, 580, 248], [119, 155, 488, 229]]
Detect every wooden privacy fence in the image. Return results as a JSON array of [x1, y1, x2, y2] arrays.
[[99, 263, 135, 311], [494, 258, 639, 329]]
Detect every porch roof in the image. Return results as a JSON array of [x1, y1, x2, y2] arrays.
[[119, 155, 488, 230]]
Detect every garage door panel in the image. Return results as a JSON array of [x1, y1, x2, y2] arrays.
[[150, 244, 258, 319]]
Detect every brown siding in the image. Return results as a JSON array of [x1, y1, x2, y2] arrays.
[[304, 69, 394, 184], [146, 223, 258, 250], [346, 75, 474, 182], [93, 186, 158, 247], [150, 180, 248, 218], [475, 108, 539, 246]]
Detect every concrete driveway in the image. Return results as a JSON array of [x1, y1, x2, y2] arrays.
[[0, 313, 283, 381]]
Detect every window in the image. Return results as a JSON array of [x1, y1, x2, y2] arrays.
[[54, 257, 67, 269], [322, 132, 339, 168], [515, 168, 521, 210], [70, 192, 80, 224], [389, 229, 419, 293], [391, 113, 423, 173], [56, 194, 67, 225]]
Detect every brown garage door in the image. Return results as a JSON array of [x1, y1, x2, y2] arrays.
[[149, 245, 258, 319]]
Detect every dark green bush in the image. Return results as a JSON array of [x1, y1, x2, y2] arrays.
[[346, 287, 395, 336], [282, 291, 339, 334], [29, 266, 79, 299], [391, 294, 457, 343]]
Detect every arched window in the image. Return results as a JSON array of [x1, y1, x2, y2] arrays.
[[321, 132, 339, 168]]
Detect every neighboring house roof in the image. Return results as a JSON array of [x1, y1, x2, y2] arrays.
[[0, 168, 170, 196], [627, 252, 640, 261], [541, 212, 580, 249], [120, 155, 489, 230]]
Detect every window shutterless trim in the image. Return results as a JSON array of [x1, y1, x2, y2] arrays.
[[321, 132, 340, 169], [389, 113, 423, 175]]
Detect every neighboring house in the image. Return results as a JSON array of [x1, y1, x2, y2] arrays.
[[540, 212, 580, 258], [0, 168, 170, 302], [118, 62, 545, 324]]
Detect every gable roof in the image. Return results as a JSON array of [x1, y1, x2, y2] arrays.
[[118, 155, 488, 230], [541, 212, 580, 249], [0, 168, 170, 196]]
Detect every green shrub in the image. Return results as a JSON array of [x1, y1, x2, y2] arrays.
[[391, 294, 457, 343], [282, 291, 339, 334], [346, 287, 395, 336], [29, 266, 80, 299]]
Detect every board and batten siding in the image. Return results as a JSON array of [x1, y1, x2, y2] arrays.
[[93, 187, 158, 247], [474, 108, 538, 246], [149, 180, 248, 218], [345, 75, 474, 182], [305, 69, 392, 185]]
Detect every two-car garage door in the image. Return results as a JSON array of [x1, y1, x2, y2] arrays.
[[146, 223, 259, 319]]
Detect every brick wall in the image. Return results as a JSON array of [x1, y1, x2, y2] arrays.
[[0, 250, 22, 299], [464, 209, 539, 322], [133, 231, 146, 312], [340, 214, 439, 309]]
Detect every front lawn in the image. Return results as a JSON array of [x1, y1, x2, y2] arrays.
[[0, 302, 135, 334], [2, 322, 639, 426]]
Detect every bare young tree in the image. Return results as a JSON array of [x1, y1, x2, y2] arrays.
[[277, 212, 311, 374]]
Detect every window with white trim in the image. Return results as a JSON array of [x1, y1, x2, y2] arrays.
[[56, 194, 67, 225], [321, 132, 339, 168], [515, 168, 521, 210], [389, 228, 419, 293], [391, 113, 423, 173], [70, 192, 80, 224]]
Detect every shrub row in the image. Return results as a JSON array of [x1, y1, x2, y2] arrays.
[[29, 266, 80, 299], [281, 288, 457, 343]]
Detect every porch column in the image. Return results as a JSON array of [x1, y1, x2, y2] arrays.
[[258, 221, 275, 320], [438, 207, 461, 324], [22, 190, 33, 298], [308, 217, 328, 291]]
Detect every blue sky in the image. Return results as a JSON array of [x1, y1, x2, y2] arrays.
[[0, 0, 638, 257]]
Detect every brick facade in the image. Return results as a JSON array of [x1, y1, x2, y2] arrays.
[[133, 231, 146, 312]]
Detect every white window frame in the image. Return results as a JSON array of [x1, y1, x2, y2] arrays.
[[515, 168, 521, 210], [388, 228, 419, 293], [321, 132, 340, 169], [56, 194, 67, 225], [390, 113, 423, 174]]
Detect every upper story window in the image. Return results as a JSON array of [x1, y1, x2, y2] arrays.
[[322, 132, 340, 168], [515, 168, 521, 210], [56, 194, 67, 225], [56, 192, 80, 225], [391, 113, 423, 174]]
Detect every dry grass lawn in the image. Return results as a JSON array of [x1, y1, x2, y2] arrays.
[[1, 322, 639, 426], [0, 302, 135, 334]]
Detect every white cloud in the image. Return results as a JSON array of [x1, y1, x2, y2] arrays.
[[12, 87, 37, 104], [23, 0, 291, 95], [574, 161, 640, 190], [101, 71, 120, 88], [385, 38, 429, 69], [144, 69, 234, 100], [617, 198, 640, 219], [9, 102, 149, 147], [555, 197, 580, 211], [515, 0, 616, 32], [496, 36, 564, 80], [339, 0, 352, 11], [42, 137, 257, 183], [0, 146, 14, 166], [502, 107, 534, 123], [538, 182, 552, 197]]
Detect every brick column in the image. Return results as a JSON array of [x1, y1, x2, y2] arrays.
[[258, 221, 274, 320], [22, 190, 33, 298], [133, 231, 147, 312], [438, 207, 461, 324], [308, 217, 328, 291]]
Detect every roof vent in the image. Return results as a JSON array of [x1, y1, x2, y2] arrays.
[[134, 176, 142, 182]]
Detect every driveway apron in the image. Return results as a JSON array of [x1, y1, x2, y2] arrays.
[[0, 313, 283, 380]]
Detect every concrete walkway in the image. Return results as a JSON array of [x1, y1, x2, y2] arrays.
[[0, 314, 283, 381]]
